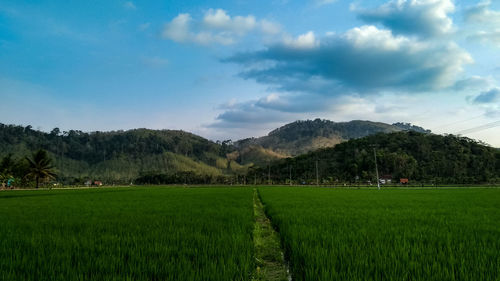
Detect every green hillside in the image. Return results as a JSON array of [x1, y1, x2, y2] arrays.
[[250, 131, 500, 185], [0, 124, 236, 184]]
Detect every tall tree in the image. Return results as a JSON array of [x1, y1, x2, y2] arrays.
[[26, 149, 57, 189]]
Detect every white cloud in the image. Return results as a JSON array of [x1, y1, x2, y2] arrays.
[[203, 9, 256, 35], [283, 31, 319, 49], [344, 25, 411, 51], [162, 14, 192, 42], [161, 13, 234, 45], [203, 8, 232, 27], [356, 0, 455, 37], [162, 9, 281, 46]]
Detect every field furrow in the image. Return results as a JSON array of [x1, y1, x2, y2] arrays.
[[252, 188, 290, 281]]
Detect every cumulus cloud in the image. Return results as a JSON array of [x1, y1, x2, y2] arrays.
[[162, 9, 281, 45], [356, 0, 455, 37], [473, 88, 500, 104], [225, 25, 472, 95]]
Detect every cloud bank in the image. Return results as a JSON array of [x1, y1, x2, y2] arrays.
[[226, 25, 472, 95]]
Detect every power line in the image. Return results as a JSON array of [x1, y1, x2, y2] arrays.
[[431, 114, 485, 131], [456, 120, 500, 135]]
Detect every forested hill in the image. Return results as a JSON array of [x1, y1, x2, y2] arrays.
[[234, 119, 430, 158], [249, 131, 500, 184], [0, 124, 244, 184]]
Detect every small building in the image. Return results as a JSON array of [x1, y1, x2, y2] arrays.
[[93, 180, 103, 186], [380, 175, 392, 184], [400, 178, 409, 184]]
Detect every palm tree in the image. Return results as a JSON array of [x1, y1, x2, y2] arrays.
[[26, 149, 57, 189]]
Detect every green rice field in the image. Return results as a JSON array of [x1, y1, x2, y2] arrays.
[[1, 186, 499, 281], [0, 187, 254, 281], [258, 187, 500, 281]]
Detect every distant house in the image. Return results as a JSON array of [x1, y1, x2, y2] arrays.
[[380, 175, 392, 184], [93, 181, 103, 187], [400, 178, 409, 184]]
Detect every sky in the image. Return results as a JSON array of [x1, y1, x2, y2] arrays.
[[1, 0, 500, 146]]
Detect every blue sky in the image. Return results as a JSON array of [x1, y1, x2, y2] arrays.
[[1, 0, 500, 146]]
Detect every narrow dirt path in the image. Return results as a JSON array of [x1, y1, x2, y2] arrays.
[[253, 188, 291, 281]]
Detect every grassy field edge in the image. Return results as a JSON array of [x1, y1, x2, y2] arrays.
[[253, 188, 290, 281]]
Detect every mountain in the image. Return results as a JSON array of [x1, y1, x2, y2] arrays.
[[0, 124, 245, 184], [233, 119, 430, 163], [249, 131, 500, 184]]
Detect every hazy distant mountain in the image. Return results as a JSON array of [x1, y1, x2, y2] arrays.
[[233, 119, 430, 162]]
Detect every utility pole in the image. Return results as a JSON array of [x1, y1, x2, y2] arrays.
[[373, 147, 380, 190], [316, 160, 319, 186], [268, 162, 271, 185]]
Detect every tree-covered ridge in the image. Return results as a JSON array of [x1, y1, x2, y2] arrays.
[[0, 124, 239, 184], [250, 132, 500, 185], [0, 124, 224, 163]]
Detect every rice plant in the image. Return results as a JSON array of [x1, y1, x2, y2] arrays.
[[258, 187, 500, 281], [0, 187, 254, 281]]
